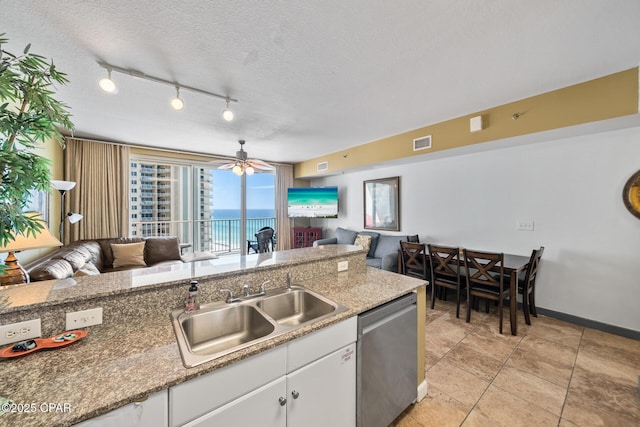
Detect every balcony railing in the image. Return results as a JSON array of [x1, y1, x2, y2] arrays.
[[130, 217, 276, 254]]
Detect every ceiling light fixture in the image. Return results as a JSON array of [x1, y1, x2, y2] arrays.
[[171, 86, 184, 111], [99, 68, 116, 93], [219, 140, 275, 176], [97, 62, 237, 119], [223, 98, 234, 121]]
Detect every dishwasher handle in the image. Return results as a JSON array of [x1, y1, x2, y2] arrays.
[[360, 304, 416, 335], [358, 292, 417, 329]]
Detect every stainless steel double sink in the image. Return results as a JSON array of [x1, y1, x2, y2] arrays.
[[171, 285, 348, 367]]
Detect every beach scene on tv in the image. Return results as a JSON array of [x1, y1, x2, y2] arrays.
[[288, 187, 338, 218]]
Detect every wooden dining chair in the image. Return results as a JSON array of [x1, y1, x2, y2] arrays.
[[519, 246, 544, 325], [427, 244, 464, 318], [399, 241, 429, 281], [463, 249, 509, 333]]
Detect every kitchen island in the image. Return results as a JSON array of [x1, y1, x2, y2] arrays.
[[0, 245, 426, 426]]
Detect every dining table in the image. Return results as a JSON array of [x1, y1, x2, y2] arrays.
[[398, 247, 531, 335]]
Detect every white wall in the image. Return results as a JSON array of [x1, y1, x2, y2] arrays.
[[312, 126, 640, 332]]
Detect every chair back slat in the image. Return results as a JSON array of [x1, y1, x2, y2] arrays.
[[400, 241, 428, 280], [523, 246, 544, 288], [428, 244, 460, 282], [463, 249, 504, 290]]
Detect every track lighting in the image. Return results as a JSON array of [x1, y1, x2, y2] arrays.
[[223, 98, 234, 121], [97, 62, 237, 120], [171, 86, 184, 111], [99, 68, 116, 93]]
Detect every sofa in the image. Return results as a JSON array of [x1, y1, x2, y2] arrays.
[[312, 227, 418, 272], [25, 237, 216, 282]]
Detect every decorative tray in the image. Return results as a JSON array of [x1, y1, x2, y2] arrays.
[[0, 330, 88, 358]]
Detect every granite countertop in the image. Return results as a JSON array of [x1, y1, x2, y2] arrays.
[[0, 245, 363, 314], [0, 267, 425, 427]]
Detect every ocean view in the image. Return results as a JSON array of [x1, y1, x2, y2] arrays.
[[212, 209, 275, 220], [209, 209, 276, 250]]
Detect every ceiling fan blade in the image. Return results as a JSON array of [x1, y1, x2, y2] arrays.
[[248, 159, 276, 170], [218, 163, 236, 170]]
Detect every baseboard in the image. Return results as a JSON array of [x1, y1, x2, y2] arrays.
[[417, 380, 428, 402], [536, 307, 640, 341]]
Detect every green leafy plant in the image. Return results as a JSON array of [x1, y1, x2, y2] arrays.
[[0, 33, 74, 258]]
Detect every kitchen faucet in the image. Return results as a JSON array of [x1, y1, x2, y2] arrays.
[[221, 280, 271, 303]]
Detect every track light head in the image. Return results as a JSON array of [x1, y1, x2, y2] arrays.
[[223, 98, 234, 121], [171, 86, 184, 110], [99, 68, 116, 93]]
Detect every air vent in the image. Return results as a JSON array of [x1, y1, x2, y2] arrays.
[[317, 161, 329, 172], [413, 135, 432, 151]]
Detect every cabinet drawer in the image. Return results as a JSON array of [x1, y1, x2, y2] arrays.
[[170, 345, 286, 427], [287, 317, 357, 372]]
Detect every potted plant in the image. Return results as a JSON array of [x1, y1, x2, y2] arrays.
[[0, 33, 74, 272]]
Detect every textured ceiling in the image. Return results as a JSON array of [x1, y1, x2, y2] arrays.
[[3, 1, 640, 164]]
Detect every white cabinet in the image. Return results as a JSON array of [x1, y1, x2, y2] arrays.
[[74, 389, 168, 427], [171, 317, 357, 427], [170, 346, 287, 427], [183, 377, 286, 427], [286, 343, 356, 427]]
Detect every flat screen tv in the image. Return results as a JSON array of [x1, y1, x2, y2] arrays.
[[287, 187, 338, 218]]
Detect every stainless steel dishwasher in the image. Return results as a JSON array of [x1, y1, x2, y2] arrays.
[[357, 292, 417, 427]]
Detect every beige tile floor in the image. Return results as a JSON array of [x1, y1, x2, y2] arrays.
[[393, 293, 640, 427]]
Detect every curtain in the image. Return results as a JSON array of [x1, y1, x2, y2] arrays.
[[63, 138, 130, 243], [275, 164, 294, 250]]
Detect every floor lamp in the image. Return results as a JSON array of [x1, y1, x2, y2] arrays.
[[0, 213, 62, 286], [50, 180, 83, 240]]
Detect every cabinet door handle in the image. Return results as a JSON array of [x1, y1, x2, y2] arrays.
[[291, 390, 300, 399], [279, 397, 287, 406]]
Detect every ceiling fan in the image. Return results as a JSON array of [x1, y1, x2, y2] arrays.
[[218, 140, 275, 176]]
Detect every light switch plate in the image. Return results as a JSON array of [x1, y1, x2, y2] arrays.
[[516, 220, 534, 231], [0, 319, 42, 345], [66, 307, 103, 330]]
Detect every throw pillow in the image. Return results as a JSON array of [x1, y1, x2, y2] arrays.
[[110, 242, 147, 269], [144, 237, 181, 265], [73, 262, 101, 277], [335, 227, 357, 245], [354, 234, 372, 254], [357, 231, 380, 258]]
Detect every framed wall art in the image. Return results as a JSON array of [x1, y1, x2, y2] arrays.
[[363, 176, 400, 231]]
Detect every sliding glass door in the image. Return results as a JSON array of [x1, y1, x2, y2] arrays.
[[129, 155, 275, 255]]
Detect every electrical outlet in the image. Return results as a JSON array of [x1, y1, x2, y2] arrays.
[[0, 319, 42, 346], [66, 307, 103, 330], [337, 260, 349, 272]]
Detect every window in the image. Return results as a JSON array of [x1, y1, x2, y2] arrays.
[[129, 155, 275, 254]]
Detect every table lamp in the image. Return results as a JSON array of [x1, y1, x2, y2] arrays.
[[0, 213, 62, 286]]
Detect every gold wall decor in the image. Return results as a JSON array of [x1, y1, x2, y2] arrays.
[[622, 169, 640, 220]]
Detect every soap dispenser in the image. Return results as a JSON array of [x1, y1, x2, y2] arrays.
[[185, 280, 200, 312]]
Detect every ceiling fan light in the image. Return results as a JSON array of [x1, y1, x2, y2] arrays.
[[245, 166, 254, 175], [99, 68, 116, 93], [232, 165, 243, 175]]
